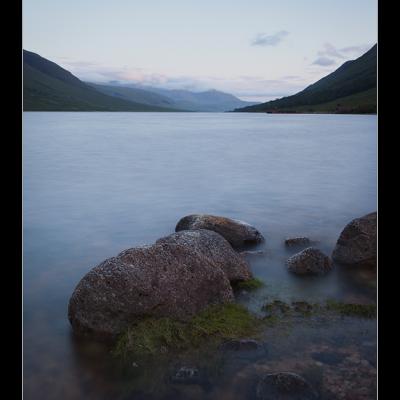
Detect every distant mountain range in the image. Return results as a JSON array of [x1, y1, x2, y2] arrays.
[[23, 50, 257, 112], [234, 44, 377, 114], [89, 83, 258, 112], [24, 46, 376, 114]]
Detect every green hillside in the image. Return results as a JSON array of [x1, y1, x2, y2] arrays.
[[283, 87, 376, 114], [23, 50, 178, 111], [234, 44, 376, 114]]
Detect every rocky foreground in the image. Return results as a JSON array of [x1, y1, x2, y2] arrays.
[[68, 211, 376, 399], [69, 212, 376, 338]]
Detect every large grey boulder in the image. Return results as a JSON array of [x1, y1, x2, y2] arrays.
[[332, 212, 377, 268], [175, 214, 264, 249], [68, 230, 251, 337], [286, 247, 333, 275], [156, 229, 252, 283]]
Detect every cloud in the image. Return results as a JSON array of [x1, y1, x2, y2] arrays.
[[317, 42, 373, 60], [251, 31, 289, 46], [55, 57, 309, 102], [340, 44, 373, 55], [312, 56, 336, 66], [311, 42, 373, 68], [317, 43, 344, 59]]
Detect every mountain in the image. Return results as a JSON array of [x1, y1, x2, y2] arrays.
[[234, 44, 376, 114], [23, 50, 179, 111], [136, 87, 259, 111], [23, 49, 256, 112], [87, 83, 180, 109], [88, 83, 258, 112]]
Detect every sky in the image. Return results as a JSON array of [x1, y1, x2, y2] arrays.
[[23, 0, 377, 102]]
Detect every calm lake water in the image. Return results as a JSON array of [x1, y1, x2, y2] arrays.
[[23, 112, 377, 400]]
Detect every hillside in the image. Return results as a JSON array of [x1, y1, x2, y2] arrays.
[[88, 83, 180, 109], [234, 44, 376, 114], [23, 50, 179, 111]]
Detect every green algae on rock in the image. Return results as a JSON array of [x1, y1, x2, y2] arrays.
[[261, 299, 376, 320], [234, 278, 265, 291], [114, 303, 262, 358], [325, 300, 376, 318]]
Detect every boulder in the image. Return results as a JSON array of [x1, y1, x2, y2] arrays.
[[68, 230, 250, 337], [256, 372, 318, 400], [284, 237, 311, 247], [175, 214, 264, 249], [332, 212, 377, 268], [156, 229, 252, 283], [286, 247, 333, 275]]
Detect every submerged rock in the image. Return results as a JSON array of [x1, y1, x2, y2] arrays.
[[256, 372, 318, 400], [291, 301, 314, 315], [219, 339, 261, 352], [311, 351, 346, 366], [286, 247, 333, 275], [284, 237, 311, 247], [175, 214, 264, 248], [263, 300, 291, 317], [332, 212, 377, 268], [170, 366, 201, 385], [68, 230, 252, 337]]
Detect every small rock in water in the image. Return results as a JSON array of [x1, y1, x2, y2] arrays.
[[263, 300, 291, 318], [170, 366, 201, 384], [175, 214, 264, 249], [291, 301, 313, 314], [256, 372, 318, 400], [314, 361, 323, 367], [286, 247, 333, 275], [284, 237, 311, 247], [219, 339, 261, 351]]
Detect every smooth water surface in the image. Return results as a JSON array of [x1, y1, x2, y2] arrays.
[[24, 112, 377, 399]]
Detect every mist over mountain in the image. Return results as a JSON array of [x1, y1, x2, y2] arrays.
[[23, 50, 179, 112], [23, 50, 258, 112], [88, 82, 259, 112], [24, 45, 375, 114]]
